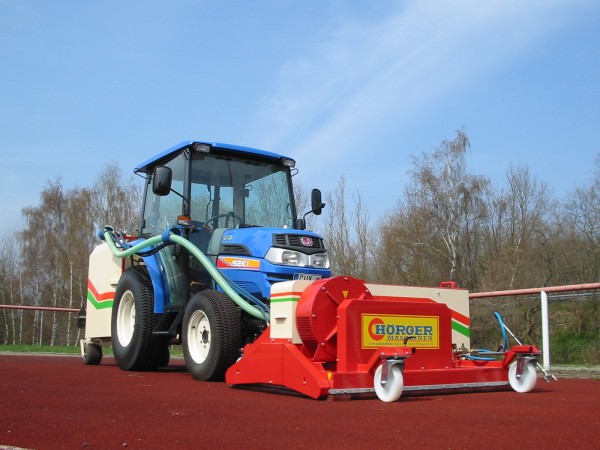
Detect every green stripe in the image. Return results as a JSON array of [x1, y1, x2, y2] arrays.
[[269, 296, 300, 303], [87, 290, 114, 310], [452, 319, 470, 338]]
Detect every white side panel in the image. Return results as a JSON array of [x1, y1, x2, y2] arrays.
[[85, 243, 124, 339], [269, 280, 313, 343]]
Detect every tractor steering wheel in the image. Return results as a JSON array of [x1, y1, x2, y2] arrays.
[[205, 213, 243, 229]]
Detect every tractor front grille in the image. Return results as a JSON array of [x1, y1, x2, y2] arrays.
[[273, 234, 325, 255]]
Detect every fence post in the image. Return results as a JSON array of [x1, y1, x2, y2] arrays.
[[541, 291, 550, 370]]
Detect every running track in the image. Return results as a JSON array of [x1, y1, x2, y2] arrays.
[[1, 354, 599, 449]]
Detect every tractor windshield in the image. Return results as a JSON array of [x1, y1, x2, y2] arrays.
[[141, 149, 297, 234], [189, 152, 296, 229]]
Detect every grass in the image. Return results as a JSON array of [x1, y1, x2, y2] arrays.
[[0, 343, 184, 356], [0, 344, 83, 354]]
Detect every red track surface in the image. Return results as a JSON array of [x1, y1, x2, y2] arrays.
[[1, 354, 599, 449]]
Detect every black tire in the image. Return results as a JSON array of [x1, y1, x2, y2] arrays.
[[156, 346, 171, 367], [111, 266, 169, 371], [182, 290, 241, 381], [153, 339, 171, 369], [83, 342, 102, 365]]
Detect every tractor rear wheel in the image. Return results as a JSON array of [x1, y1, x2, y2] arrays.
[[155, 345, 171, 367], [111, 266, 168, 371], [182, 290, 241, 381]]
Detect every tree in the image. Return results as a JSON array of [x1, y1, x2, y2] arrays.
[[320, 176, 371, 279], [5, 163, 144, 347], [386, 130, 488, 289], [376, 205, 436, 285], [563, 157, 600, 282], [20, 179, 65, 344], [479, 164, 553, 291], [91, 162, 143, 233], [0, 235, 22, 344]]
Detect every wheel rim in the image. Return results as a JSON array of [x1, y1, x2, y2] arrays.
[[187, 309, 211, 364], [374, 363, 404, 402], [116, 290, 136, 347], [508, 361, 537, 393]]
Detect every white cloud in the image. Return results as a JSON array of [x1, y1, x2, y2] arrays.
[[258, 0, 590, 168]]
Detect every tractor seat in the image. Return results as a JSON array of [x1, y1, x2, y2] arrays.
[[206, 228, 228, 262], [188, 221, 212, 254]]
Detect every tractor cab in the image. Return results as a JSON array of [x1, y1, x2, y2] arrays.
[[134, 141, 330, 304], [137, 141, 301, 241]]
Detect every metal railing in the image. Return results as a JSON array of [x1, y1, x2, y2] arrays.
[[470, 283, 600, 369], [0, 304, 80, 347], [0, 305, 79, 313]]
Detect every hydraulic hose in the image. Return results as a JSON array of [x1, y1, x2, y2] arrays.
[[102, 228, 165, 258], [494, 312, 509, 350], [100, 227, 269, 321], [168, 233, 269, 321], [463, 312, 510, 361], [465, 349, 496, 361], [218, 269, 270, 315]]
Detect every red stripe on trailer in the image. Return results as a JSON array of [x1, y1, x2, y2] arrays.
[[270, 291, 301, 302], [451, 309, 470, 326], [87, 280, 114, 302]]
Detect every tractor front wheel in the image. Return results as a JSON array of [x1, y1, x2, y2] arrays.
[[182, 290, 241, 381]]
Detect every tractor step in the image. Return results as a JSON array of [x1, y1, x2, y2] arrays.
[[153, 306, 182, 336]]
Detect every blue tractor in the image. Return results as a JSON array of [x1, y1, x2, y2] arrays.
[[80, 141, 330, 380]]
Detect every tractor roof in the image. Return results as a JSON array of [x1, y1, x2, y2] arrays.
[[134, 140, 294, 174]]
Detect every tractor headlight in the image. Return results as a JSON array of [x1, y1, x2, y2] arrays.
[[265, 248, 329, 269], [266, 248, 307, 267], [310, 253, 329, 269], [281, 250, 300, 266]]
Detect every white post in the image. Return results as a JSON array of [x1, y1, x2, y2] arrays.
[[541, 291, 550, 370]]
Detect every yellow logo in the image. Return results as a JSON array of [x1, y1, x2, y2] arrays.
[[362, 314, 439, 349]]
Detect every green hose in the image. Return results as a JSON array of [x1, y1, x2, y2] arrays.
[[101, 229, 267, 320], [103, 232, 164, 257]]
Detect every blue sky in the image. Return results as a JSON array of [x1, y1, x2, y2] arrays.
[[1, 0, 599, 234]]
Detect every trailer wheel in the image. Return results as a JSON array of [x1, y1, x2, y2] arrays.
[[374, 363, 404, 402], [111, 266, 167, 371], [183, 290, 241, 381], [508, 360, 537, 393], [83, 342, 102, 365]]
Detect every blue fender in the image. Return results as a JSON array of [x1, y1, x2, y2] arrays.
[[142, 254, 167, 314]]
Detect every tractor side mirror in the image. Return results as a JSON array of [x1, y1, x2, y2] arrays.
[[311, 189, 324, 216], [297, 189, 325, 229], [153, 166, 172, 196]]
